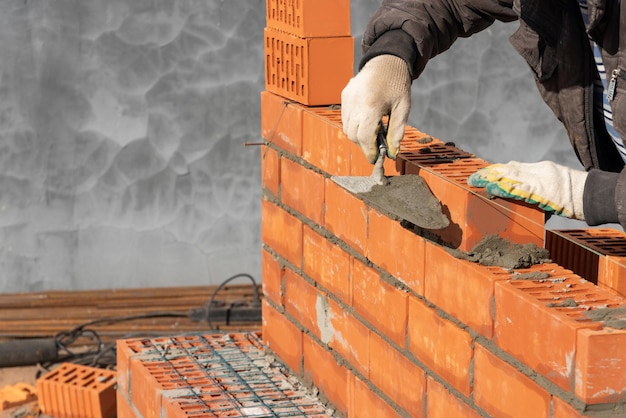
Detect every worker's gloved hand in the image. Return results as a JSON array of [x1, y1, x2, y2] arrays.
[[467, 161, 588, 220], [341, 54, 411, 163]]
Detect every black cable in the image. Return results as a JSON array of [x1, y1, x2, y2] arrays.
[[206, 273, 260, 330], [38, 273, 260, 371]]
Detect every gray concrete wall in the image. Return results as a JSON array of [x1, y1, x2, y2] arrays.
[[0, 1, 574, 292]]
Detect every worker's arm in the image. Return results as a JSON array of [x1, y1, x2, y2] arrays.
[[361, 0, 518, 79], [342, 0, 517, 163], [467, 161, 626, 229]]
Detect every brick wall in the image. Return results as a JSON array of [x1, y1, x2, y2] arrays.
[[260, 1, 626, 417]]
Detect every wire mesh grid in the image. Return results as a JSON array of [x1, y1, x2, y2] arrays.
[[136, 332, 334, 417]]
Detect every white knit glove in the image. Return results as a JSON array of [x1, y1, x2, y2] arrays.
[[467, 161, 588, 220], [341, 55, 411, 163]]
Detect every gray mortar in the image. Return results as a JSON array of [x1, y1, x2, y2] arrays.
[[546, 298, 578, 308], [357, 175, 450, 230], [446, 234, 551, 269], [585, 307, 626, 329], [511, 271, 552, 280]]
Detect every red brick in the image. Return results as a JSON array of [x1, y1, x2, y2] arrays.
[[261, 199, 303, 268], [367, 208, 426, 295], [552, 396, 584, 418], [473, 345, 551, 418], [321, 296, 370, 377], [425, 377, 481, 418], [325, 178, 368, 253], [303, 333, 349, 415], [260, 90, 303, 155], [545, 228, 626, 295], [261, 145, 280, 197], [261, 249, 283, 306], [352, 258, 408, 346], [599, 255, 626, 298], [349, 375, 401, 418], [37, 363, 117, 418], [407, 296, 473, 396], [116, 391, 137, 418], [280, 157, 325, 224], [405, 159, 545, 252], [369, 332, 426, 414], [116, 339, 143, 399], [283, 268, 321, 336], [262, 300, 303, 375], [265, 0, 351, 37], [424, 240, 511, 338], [302, 225, 351, 303], [575, 327, 626, 404], [264, 28, 353, 106], [350, 142, 375, 177], [129, 360, 168, 418], [494, 267, 618, 392], [0, 383, 36, 412], [302, 108, 351, 176]]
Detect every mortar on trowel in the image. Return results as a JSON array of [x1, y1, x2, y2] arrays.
[[332, 121, 449, 230]]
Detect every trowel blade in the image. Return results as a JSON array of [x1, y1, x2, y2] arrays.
[[331, 175, 382, 194], [331, 174, 449, 230]]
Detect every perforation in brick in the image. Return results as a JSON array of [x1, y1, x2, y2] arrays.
[[506, 266, 625, 322]]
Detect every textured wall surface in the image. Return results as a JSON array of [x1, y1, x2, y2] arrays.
[[0, 1, 575, 292]]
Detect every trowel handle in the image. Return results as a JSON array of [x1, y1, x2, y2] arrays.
[[372, 119, 389, 185], [376, 119, 389, 152]]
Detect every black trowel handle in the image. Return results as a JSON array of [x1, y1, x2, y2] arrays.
[[376, 119, 389, 153]]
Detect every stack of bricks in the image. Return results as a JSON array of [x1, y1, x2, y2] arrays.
[[260, 1, 626, 417]]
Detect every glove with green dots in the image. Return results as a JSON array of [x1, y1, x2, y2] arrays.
[[467, 160, 588, 220]]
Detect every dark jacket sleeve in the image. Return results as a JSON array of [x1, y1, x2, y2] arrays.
[[583, 168, 625, 227], [360, 0, 518, 78]]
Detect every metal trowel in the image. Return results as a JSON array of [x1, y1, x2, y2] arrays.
[[331, 121, 449, 230]]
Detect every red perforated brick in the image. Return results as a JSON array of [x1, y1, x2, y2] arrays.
[[302, 225, 351, 304], [349, 375, 401, 417], [407, 296, 473, 396], [303, 333, 349, 415], [261, 199, 303, 268], [473, 345, 551, 418], [325, 296, 370, 378], [494, 264, 623, 392], [261, 248, 283, 305], [369, 332, 426, 414], [116, 391, 137, 418], [264, 27, 353, 106], [302, 108, 352, 176], [352, 258, 408, 346], [552, 396, 584, 418], [37, 363, 116, 418], [546, 228, 626, 296], [426, 377, 481, 418], [576, 327, 626, 404], [404, 156, 545, 251], [599, 255, 626, 298], [284, 268, 321, 335], [261, 145, 280, 197], [280, 157, 325, 224], [262, 300, 303, 374], [325, 178, 368, 253], [261, 90, 303, 156], [424, 240, 513, 338], [367, 208, 426, 295], [119, 333, 330, 417], [265, 0, 351, 37], [0, 383, 37, 412]]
